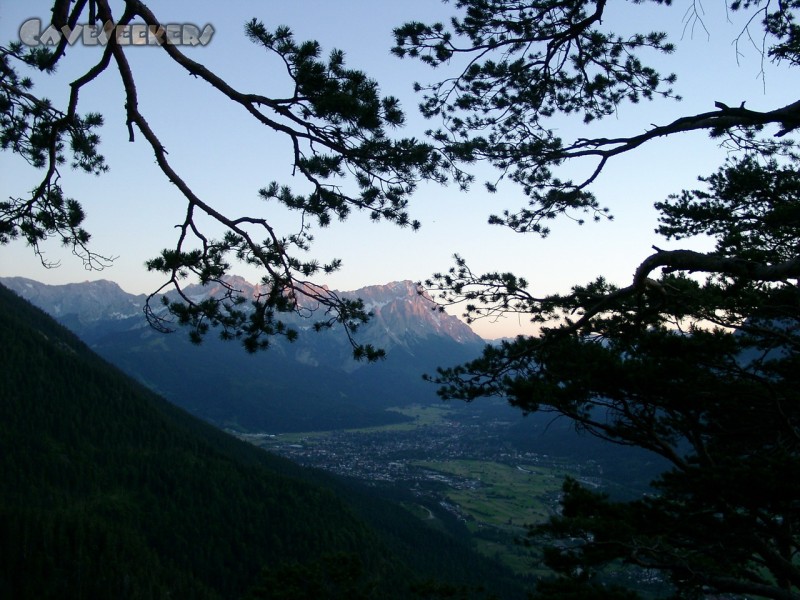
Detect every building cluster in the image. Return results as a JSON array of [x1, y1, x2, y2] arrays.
[[239, 414, 598, 488]]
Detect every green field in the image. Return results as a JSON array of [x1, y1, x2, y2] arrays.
[[414, 459, 566, 527], [241, 404, 457, 445], [412, 459, 574, 574]]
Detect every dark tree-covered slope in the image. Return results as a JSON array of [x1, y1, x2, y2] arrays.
[[0, 283, 523, 599]]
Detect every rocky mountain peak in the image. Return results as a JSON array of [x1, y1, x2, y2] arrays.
[[347, 280, 424, 309], [341, 280, 481, 346]]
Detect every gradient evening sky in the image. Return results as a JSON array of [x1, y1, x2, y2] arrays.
[[0, 1, 795, 338]]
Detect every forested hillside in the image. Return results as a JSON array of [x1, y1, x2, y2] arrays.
[[0, 276, 486, 433], [0, 283, 523, 599]]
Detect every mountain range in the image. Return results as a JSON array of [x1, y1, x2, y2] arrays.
[[2, 276, 486, 433]]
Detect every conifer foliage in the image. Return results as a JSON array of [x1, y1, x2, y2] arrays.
[[395, 1, 800, 598], [0, 0, 446, 359]]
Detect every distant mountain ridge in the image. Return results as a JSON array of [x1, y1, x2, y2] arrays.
[[179, 275, 484, 349], [1, 276, 486, 433], [1, 275, 482, 348], [1, 277, 146, 323]]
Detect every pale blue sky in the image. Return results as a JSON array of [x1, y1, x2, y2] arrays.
[[0, 1, 795, 338]]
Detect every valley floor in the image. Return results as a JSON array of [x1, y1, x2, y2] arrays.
[[233, 404, 610, 579], [233, 402, 673, 596]]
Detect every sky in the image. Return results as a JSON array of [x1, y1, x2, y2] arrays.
[[0, 1, 796, 338]]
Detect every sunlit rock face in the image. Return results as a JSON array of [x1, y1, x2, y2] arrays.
[[343, 280, 483, 348]]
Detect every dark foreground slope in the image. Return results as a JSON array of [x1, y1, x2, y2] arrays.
[[0, 284, 524, 599]]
